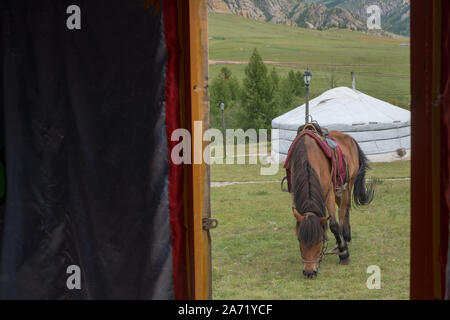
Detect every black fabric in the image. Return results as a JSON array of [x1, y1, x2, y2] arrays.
[[0, 0, 173, 299]]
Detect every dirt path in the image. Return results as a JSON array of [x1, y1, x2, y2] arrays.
[[209, 59, 410, 68], [211, 180, 280, 188], [209, 60, 410, 78], [211, 177, 410, 188], [359, 35, 410, 43]]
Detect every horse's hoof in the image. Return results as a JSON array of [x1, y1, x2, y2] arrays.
[[339, 257, 350, 265]]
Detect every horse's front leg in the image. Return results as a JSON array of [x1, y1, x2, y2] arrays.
[[326, 189, 350, 264]]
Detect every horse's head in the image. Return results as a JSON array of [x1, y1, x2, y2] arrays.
[[292, 208, 329, 278]]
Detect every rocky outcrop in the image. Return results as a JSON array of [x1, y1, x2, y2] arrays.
[[208, 0, 232, 13]]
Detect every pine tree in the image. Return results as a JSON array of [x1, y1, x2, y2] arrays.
[[294, 71, 305, 96], [209, 67, 240, 129], [240, 49, 276, 130]]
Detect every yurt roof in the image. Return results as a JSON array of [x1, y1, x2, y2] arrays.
[[272, 87, 410, 132]]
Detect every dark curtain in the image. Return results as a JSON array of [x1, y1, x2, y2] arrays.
[[0, 0, 177, 299]]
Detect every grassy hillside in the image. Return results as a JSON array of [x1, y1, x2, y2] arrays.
[[208, 13, 410, 111]]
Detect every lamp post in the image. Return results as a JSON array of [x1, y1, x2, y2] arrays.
[[220, 102, 226, 158], [303, 70, 312, 124]]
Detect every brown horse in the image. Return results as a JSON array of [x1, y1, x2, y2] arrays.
[[288, 130, 374, 278]]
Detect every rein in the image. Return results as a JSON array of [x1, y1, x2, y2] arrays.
[[300, 237, 348, 264]]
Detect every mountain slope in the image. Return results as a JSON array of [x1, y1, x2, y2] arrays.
[[307, 0, 410, 35], [207, 0, 410, 36]]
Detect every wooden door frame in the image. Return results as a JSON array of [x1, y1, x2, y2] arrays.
[[410, 0, 448, 299], [180, 0, 212, 300]]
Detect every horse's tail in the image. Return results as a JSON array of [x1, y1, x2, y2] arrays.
[[352, 138, 375, 206]]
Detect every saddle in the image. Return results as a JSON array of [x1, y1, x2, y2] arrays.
[[282, 123, 348, 196]]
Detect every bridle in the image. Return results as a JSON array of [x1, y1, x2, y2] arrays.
[[295, 210, 347, 264], [300, 236, 348, 264], [297, 211, 329, 264], [300, 238, 328, 264]]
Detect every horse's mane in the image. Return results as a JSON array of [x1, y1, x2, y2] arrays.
[[291, 135, 326, 247]]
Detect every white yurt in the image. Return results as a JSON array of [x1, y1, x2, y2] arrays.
[[271, 87, 411, 163]]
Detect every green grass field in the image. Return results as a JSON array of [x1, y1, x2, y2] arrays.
[[208, 13, 410, 110], [210, 161, 410, 299]]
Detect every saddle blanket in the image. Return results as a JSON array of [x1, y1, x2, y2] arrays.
[[283, 130, 347, 193]]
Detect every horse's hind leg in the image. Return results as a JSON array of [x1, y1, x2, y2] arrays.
[[339, 189, 352, 242], [326, 190, 349, 264]]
